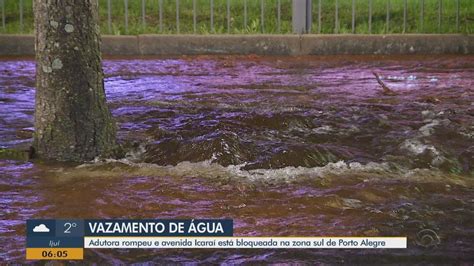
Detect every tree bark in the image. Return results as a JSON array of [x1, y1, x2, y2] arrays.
[[34, 0, 116, 161]]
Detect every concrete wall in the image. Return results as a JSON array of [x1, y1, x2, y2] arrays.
[[138, 35, 300, 55], [0, 35, 35, 55], [0, 34, 472, 56], [101, 35, 139, 55], [300, 35, 474, 55]]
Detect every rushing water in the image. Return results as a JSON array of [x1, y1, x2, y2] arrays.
[[0, 55, 473, 263]]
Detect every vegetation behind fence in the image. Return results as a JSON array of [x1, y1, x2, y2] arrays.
[[1, 0, 472, 35]]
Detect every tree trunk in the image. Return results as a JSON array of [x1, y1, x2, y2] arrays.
[[34, 0, 116, 161]]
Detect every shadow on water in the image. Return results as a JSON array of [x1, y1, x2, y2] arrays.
[[0, 55, 473, 263]]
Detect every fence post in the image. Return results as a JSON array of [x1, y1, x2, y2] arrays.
[[19, 0, 23, 33], [352, 0, 355, 34], [456, 0, 459, 32], [277, 0, 281, 33], [261, 0, 264, 33], [142, 0, 146, 29], [227, 0, 230, 33], [1, 0, 4, 32], [159, 0, 163, 32], [318, 0, 321, 34], [306, 0, 312, 32], [420, 0, 424, 33], [368, 0, 372, 34], [244, 0, 247, 30], [176, 0, 180, 33], [193, 0, 197, 33], [403, 0, 407, 33], [210, 0, 214, 33], [107, 0, 112, 34], [335, 0, 339, 33], [386, 0, 390, 33], [438, 0, 442, 32], [292, 0, 312, 34], [124, 0, 128, 34]]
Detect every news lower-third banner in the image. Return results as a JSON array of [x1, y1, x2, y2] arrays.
[[26, 219, 406, 260]]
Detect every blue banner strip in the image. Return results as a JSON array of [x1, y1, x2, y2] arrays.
[[27, 237, 84, 248]]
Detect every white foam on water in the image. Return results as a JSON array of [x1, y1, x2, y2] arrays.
[[400, 139, 438, 155], [419, 119, 441, 136], [399, 138, 451, 167], [77, 158, 392, 182], [73, 157, 473, 187]]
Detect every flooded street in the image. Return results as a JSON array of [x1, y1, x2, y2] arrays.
[[0, 55, 473, 263]]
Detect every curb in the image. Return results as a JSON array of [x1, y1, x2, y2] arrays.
[[0, 34, 472, 56]]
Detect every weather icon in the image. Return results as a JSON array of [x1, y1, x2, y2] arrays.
[[32, 224, 50, 233]]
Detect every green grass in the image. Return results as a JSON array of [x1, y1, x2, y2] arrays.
[[0, 0, 472, 34]]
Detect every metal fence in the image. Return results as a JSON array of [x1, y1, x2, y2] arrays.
[[0, 0, 472, 34], [294, 0, 467, 33]]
